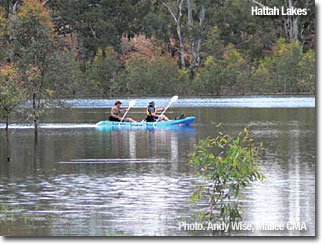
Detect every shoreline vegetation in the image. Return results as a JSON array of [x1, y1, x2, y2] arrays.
[[73, 38, 315, 97]]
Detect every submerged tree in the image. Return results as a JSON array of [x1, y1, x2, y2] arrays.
[[8, 0, 61, 136], [0, 64, 26, 162], [189, 126, 265, 224]]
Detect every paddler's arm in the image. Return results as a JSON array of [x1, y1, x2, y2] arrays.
[[119, 108, 129, 113]]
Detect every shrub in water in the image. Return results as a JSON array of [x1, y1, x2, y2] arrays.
[[189, 126, 265, 223]]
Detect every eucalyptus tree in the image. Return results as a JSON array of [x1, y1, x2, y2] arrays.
[[160, 0, 213, 69], [0, 9, 27, 162], [185, 0, 210, 69], [161, 0, 186, 68]]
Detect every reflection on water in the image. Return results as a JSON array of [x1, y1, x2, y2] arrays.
[[0, 123, 97, 129], [0, 98, 315, 236]]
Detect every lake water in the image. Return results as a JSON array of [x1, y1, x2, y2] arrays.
[[0, 96, 316, 236]]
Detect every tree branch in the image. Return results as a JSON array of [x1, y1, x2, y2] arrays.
[[177, 0, 184, 22], [13, 1, 20, 14], [247, 0, 267, 8], [162, 1, 177, 23]]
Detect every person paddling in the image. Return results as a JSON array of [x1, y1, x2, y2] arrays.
[[109, 100, 136, 122], [145, 101, 169, 122]]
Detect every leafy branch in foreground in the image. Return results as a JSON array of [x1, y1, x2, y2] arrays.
[[189, 126, 265, 223]]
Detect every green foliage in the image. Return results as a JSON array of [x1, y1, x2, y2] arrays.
[[113, 54, 182, 96], [250, 56, 273, 93], [10, 0, 55, 64], [177, 67, 192, 95], [0, 8, 9, 61], [193, 56, 222, 95], [0, 64, 26, 117], [9, 0, 56, 86], [85, 46, 121, 96], [44, 48, 84, 96], [194, 45, 249, 95], [143, 12, 170, 42], [206, 0, 277, 60], [251, 38, 314, 94], [298, 49, 315, 94], [0, 9, 6, 36], [51, 0, 148, 58], [202, 25, 224, 59], [189, 126, 265, 222], [271, 39, 302, 93]]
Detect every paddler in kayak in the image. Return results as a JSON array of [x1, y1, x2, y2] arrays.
[[145, 101, 169, 122], [109, 100, 136, 122]]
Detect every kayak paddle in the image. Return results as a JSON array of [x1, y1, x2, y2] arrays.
[[153, 95, 178, 126], [119, 100, 136, 126]]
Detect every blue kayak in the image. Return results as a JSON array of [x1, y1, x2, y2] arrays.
[[96, 116, 196, 129]]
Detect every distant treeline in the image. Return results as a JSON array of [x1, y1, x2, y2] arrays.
[[1, 0, 315, 99], [82, 39, 315, 97]]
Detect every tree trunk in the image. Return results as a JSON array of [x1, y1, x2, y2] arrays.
[[284, 0, 299, 41], [177, 22, 185, 68], [162, 0, 185, 68], [13, 1, 20, 14], [5, 114, 10, 162], [186, 1, 206, 70], [33, 130, 39, 171], [33, 92, 38, 138], [196, 6, 206, 66], [176, 0, 185, 68], [187, 0, 196, 69]]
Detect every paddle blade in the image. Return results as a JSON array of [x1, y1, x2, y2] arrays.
[[171, 95, 178, 103], [129, 100, 136, 108]]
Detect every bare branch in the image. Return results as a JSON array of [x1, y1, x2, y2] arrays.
[[162, 1, 177, 23], [177, 0, 184, 24], [13, 1, 20, 14], [162, 0, 185, 68], [247, 0, 267, 8], [199, 5, 206, 27]]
